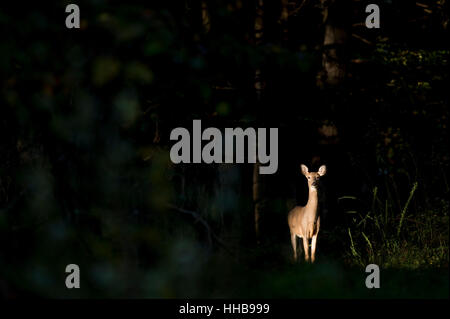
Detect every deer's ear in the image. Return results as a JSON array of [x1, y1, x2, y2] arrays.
[[318, 165, 327, 176], [301, 164, 309, 175]]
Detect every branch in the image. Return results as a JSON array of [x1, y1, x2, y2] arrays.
[[289, 0, 309, 17], [352, 33, 373, 46]]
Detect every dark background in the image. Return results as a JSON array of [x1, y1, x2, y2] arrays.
[[0, 0, 448, 298]]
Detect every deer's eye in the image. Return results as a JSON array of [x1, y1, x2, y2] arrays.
[[307, 176, 311, 179]]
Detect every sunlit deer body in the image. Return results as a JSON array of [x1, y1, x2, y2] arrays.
[[288, 164, 326, 263]]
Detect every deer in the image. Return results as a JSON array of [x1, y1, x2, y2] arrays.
[[288, 164, 326, 263]]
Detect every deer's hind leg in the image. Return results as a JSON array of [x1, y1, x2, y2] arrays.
[[290, 232, 298, 261], [302, 237, 310, 262]]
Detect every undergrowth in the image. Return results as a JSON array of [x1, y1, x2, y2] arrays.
[[342, 181, 449, 269]]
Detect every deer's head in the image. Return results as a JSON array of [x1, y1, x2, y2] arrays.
[[301, 164, 326, 190]]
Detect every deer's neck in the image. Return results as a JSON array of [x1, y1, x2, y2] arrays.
[[305, 188, 319, 218]]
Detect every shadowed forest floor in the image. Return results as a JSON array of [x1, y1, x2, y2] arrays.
[[3, 234, 447, 299], [209, 244, 449, 299]]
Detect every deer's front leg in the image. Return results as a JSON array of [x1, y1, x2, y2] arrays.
[[302, 237, 310, 262], [311, 235, 318, 263]]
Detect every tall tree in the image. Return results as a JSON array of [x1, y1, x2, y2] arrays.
[[201, 0, 211, 33], [253, 0, 264, 242], [280, 0, 289, 43], [319, 0, 351, 87]]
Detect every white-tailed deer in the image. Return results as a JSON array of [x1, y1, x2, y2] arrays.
[[288, 164, 326, 263]]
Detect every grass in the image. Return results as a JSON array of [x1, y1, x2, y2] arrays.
[[341, 181, 449, 270]]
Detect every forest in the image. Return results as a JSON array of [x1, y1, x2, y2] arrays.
[[0, 0, 448, 298]]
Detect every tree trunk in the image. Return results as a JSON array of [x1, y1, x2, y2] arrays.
[[253, 0, 264, 242], [201, 0, 210, 33], [319, 0, 350, 87], [280, 0, 289, 43], [254, 0, 264, 100], [253, 162, 262, 243]]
